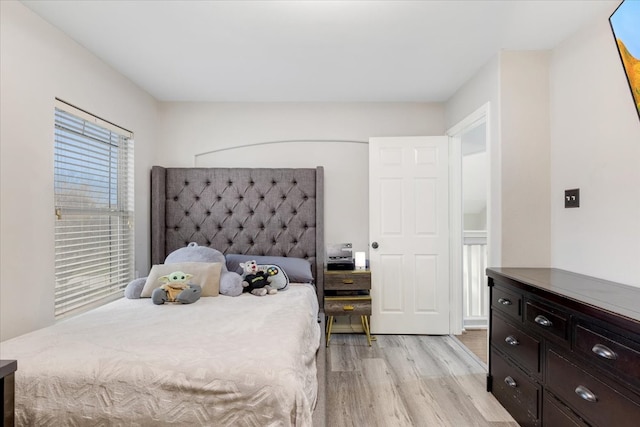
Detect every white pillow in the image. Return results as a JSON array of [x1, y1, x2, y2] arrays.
[[140, 262, 221, 297]]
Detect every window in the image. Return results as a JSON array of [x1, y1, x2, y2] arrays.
[[53, 99, 134, 318]]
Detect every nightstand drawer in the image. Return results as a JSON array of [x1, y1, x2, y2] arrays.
[[324, 271, 371, 290], [324, 296, 371, 316]]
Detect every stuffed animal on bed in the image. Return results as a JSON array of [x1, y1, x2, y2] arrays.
[[240, 260, 277, 296], [151, 271, 202, 305], [124, 242, 244, 298]]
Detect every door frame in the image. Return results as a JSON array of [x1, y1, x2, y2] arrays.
[[446, 102, 491, 335]]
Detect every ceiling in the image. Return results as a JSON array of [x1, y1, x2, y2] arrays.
[[21, 0, 617, 102]]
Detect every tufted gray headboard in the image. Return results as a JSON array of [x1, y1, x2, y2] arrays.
[[150, 166, 325, 305]]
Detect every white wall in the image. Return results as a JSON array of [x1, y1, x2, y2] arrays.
[[156, 102, 445, 258], [448, 5, 640, 287], [0, 1, 158, 341], [463, 152, 488, 231], [500, 51, 551, 267], [445, 56, 502, 266], [550, 11, 640, 286], [446, 51, 552, 269]]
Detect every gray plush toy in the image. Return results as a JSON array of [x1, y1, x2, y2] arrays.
[[124, 243, 244, 298]]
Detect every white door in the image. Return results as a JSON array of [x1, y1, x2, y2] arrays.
[[369, 136, 450, 334]]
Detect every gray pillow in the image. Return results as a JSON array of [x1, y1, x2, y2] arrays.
[[226, 254, 314, 283]]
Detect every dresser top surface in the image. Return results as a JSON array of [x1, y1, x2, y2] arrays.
[[0, 359, 17, 378], [487, 268, 640, 323]]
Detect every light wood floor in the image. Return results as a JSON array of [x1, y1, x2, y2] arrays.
[[454, 329, 488, 365], [326, 334, 517, 427]]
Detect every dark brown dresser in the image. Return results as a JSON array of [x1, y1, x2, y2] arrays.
[[1, 360, 17, 427], [486, 268, 640, 427]]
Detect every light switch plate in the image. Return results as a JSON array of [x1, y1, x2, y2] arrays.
[[565, 189, 580, 208]]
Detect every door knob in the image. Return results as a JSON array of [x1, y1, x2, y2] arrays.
[[371, 242, 379, 249]]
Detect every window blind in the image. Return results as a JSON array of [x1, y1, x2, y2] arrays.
[[54, 100, 134, 318]]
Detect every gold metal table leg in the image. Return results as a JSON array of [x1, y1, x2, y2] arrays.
[[361, 315, 375, 346], [326, 315, 334, 347]]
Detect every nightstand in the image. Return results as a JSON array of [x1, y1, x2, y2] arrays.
[[324, 269, 374, 346], [1, 360, 17, 427]]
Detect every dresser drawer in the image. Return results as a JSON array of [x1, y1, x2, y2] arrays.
[[525, 300, 569, 342], [324, 271, 371, 290], [546, 348, 640, 427], [324, 296, 371, 316], [543, 394, 588, 427], [491, 349, 541, 427], [492, 286, 522, 321], [492, 313, 541, 376], [574, 323, 640, 388]]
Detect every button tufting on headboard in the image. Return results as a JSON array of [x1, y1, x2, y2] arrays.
[[151, 166, 324, 307]]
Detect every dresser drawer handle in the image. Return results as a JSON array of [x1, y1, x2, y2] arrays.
[[592, 343, 618, 360], [342, 305, 355, 311], [534, 315, 553, 327], [505, 335, 519, 346], [342, 279, 355, 284], [575, 385, 598, 403], [498, 298, 512, 305], [504, 376, 517, 388]]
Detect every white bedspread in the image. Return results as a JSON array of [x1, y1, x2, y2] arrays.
[[0, 283, 321, 426]]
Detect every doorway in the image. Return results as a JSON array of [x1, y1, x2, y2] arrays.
[[447, 104, 490, 364]]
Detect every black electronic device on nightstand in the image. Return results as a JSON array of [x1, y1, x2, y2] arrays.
[[326, 243, 354, 270]]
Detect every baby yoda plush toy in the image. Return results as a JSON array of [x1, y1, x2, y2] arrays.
[[152, 271, 202, 305], [240, 260, 277, 296]]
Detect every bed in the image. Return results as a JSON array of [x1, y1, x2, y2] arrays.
[[0, 166, 326, 426]]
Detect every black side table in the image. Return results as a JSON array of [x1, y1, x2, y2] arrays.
[[0, 360, 17, 427]]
